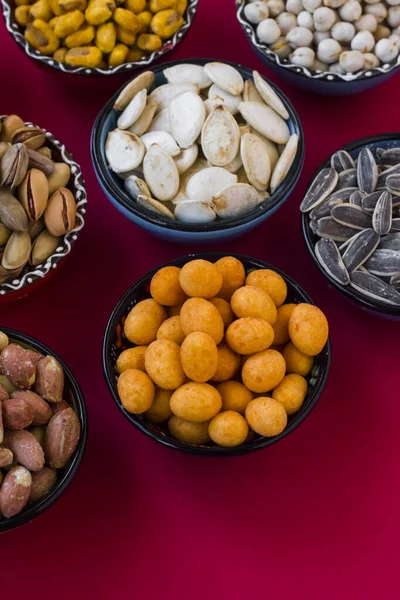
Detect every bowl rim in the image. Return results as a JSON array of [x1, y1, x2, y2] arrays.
[[91, 57, 305, 233], [235, 0, 400, 85], [0, 116, 87, 298], [0, 327, 88, 533], [102, 252, 331, 457], [1, 0, 199, 76], [301, 132, 400, 316]]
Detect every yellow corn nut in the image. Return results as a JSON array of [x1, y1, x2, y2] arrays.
[[65, 23, 95, 46], [53, 47, 67, 61], [115, 24, 136, 44], [15, 5, 31, 26], [113, 7, 141, 32], [126, 47, 144, 61], [137, 32, 162, 50], [85, 0, 115, 24], [49, 0, 63, 14], [149, 0, 175, 11], [108, 42, 128, 66], [137, 10, 151, 30], [124, 0, 146, 12], [15, 0, 30, 6], [150, 9, 182, 38], [173, 0, 187, 13], [49, 15, 60, 26], [25, 19, 60, 54], [59, 0, 87, 12], [98, 59, 108, 68], [95, 22, 116, 53], [29, 0, 53, 22], [65, 45, 103, 66], [54, 10, 85, 36]]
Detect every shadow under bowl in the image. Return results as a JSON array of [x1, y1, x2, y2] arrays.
[[103, 252, 331, 456], [302, 133, 400, 319], [0, 327, 88, 533]]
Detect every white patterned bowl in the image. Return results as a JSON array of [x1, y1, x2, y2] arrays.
[[0, 117, 87, 303], [1, 0, 198, 76]]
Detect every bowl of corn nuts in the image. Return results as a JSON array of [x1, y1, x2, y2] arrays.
[[0, 114, 87, 304], [102, 252, 331, 456], [1, 0, 198, 75], [301, 133, 400, 317], [91, 59, 304, 243], [236, 0, 400, 95]]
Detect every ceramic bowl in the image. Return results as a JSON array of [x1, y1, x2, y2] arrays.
[[91, 58, 304, 243], [103, 252, 331, 456], [302, 133, 400, 319], [0, 327, 87, 533], [236, 0, 400, 95], [1, 0, 198, 76], [0, 117, 87, 304]]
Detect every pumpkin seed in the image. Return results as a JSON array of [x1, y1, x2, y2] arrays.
[[203, 62, 244, 96], [243, 80, 263, 103], [113, 71, 154, 111], [315, 238, 350, 285], [117, 89, 147, 130], [330, 149, 355, 173], [331, 203, 372, 230], [186, 167, 237, 203], [163, 64, 212, 89], [300, 168, 338, 213], [238, 101, 290, 145], [137, 194, 175, 219], [169, 91, 206, 149], [357, 148, 378, 193], [342, 229, 380, 273], [174, 145, 198, 175], [270, 133, 298, 193], [211, 183, 259, 218], [142, 144, 180, 202], [252, 70, 289, 120], [148, 83, 200, 114], [201, 106, 240, 167], [350, 270, 400, 306], [206, 84, 242, 116], [140, 131, 181, 156], [148, 108, 171, 134], [365, 249, 400, 276], [175, 200, 217, 223], [241, 133, 271, 191], [372, 190, 392, 235], [105, 129, 145, 174], [127, 103, 157, 137]]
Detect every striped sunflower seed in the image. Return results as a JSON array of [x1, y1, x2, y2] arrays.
[[342, 229, 380, 273], [391, 219, 400, 232], [349, 190, 365, 207], [300, 168, 338, 213], [350, 270, 400, 306], [313, 216, 360, 241], [377, 164, 400, 187], [330, 150, 355, 173], [361, 191, 383, 213], [379, 148, 400, 167], [386, 174, 400, 197], [310, 187, 356, 220], [337, 169, 357, 190], [357, 148, 378, 193], [379, 233, 400, 251], [331, 204, 372, 230], [390, 273, 400, 290], [365, 249, 400, 276], [315, 238, 350, 285], [372, 191, 392, 235]]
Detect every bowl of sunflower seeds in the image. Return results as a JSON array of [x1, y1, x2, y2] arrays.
[[301, 133, 400, 318]]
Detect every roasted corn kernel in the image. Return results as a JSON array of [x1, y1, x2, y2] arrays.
[[53, 46, 67, 61], [108, 42, 129, 65], [15, 5, 31, 26], [54, 10, 85, 36], [113, 7, 141, 32], [124, 0, 146, 12], [59, 0, 87, 12], [96, 21, 116, 52], [65, 22, 95, 46], [49, 0, 62, 14], [15, 0, 30, 6], [137, 9, 152, 30], [150, 8, 183, 39], [174, 0, 187, 14], [25, 19, 60, 54], [149, 0, 175, 11], [137, 31, 162, 49], [29, 0, 53, 22], [65, 45, 102, 66], [116, 24, 136, 44], [49, 16, 60, 27], [85, 0, 115, 25], [126, 47, 144, 60]]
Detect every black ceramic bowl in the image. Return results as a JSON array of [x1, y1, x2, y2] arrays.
[[1, 0, 198, 76], [103, 253, 331, 456], [0, 328, 87, 533], [302, 133, 400, 320], [91, 58, 304, 244], [236, 0, 400, 95]]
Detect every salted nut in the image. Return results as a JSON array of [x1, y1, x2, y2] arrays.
[[2, 232, 32, 271], [44, 187, 77, 236], [27, 148, 55, 177], [11, 127, 46, 151], [19, 168, 49, 222], [30, 230, 60, 266], [0, 188, 29, 232], [0, 143, 29, 188]]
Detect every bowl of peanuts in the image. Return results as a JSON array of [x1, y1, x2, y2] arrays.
[[103, 253, 331, 456], [236, 0, 400, 95], [1, 0, 198, 75]]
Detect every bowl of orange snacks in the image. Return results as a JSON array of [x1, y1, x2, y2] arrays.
[[103, 253, 331, 455]]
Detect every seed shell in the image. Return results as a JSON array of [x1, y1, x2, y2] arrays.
[[240, 133, 271, 191], [379, 148, 400, 167], [203, 62, 244, 96], [300, 168, 339, 213], [175, 200, 217, 223], [349, 190, 365, 207], [315, 238, 350, 285], [372, 190, 392, 235], [313, 216, 359, 241], [357, 148, 378, 193], [391, 219, 400, 232], [331, 203, 373, 230], [142, 144, 179, 202], [201, 106, 240, 167], [377, 164, 400, 188], [365, 249, 400, 276], [386, 174, 400, 197], [330, 150, 355, 173], [342, 229, 380, 273], [136, 194, 175, 219], [361, 191, 383, 213], [211, 183, 259, 218], [252, 70, 289, 120], [379, 233, 400, 251], [350, 270, 400, 306], [270, 133, 298, 193], [337, 168, 357, 189], [238, 101, 290, 145]]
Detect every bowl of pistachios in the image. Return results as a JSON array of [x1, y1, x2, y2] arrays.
[[0, 114, 86, 304], [1, 0, 198, 75], [236, 0, 400, 95], [301, 133, 400, 318], [91, 58, 304, 243]]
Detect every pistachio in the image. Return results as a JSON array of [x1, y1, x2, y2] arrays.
[[37, 146, 52, 160], [28, 217, 45, 240], [11, 127, 46, 151], [0, 265, 23, 283], [0, 188, 29, 232], [0, 223, 12, 246], [27, 148, 55, 177], [2, 232, 32, 270], [47, 162, 71, 195], [44, 187, 77, 236], [0, 115, 25, 144], [1, 143, 29, 188], [0, 142, 11, 161], [18, 168, 49, 222], [30, 230, 60, 266]]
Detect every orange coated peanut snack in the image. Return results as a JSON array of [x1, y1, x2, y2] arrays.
[[116, 257, 329, 448]]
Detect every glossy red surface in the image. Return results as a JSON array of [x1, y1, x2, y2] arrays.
[[1, 2, 400, 598]]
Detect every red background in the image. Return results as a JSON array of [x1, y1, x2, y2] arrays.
[[1, 1, 400, 598]]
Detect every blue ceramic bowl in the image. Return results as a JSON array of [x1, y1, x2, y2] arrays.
[[103, 252, 331, 456], [302, 133, 400, 319], [91, 58, 304, 243], [236, 0, 400, 95]]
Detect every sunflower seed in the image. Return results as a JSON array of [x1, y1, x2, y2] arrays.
[[350, 270, 400, 306], [391, 219, 400, 232], [342, 229, 380, 273], [330, 150, 355, 173], [357, 148, 378, 193], [310, 196, 344, 220], [337, 168, 357, 189], [124, 174, 151, 199], [377, 164, 400, 187], [376, 147, 384, 160], [313, 217, 359, 241], [331, 204, 372, 230], [379, 233, 400, 251], [379, 148, 400, 167], [315, 238, 349, 285], [365, 249, 400, 276], [338, 229, 366, 252], [386, 174, 400, 197], [362, 190, 384, 213], [349, 189, 365, 207], [300, 168, 338, 213], [372, 190, 392, 235], [390, 273, 400, 290]]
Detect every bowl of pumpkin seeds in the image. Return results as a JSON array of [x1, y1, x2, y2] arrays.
[[301, 133, 400, 317], [91, 58, 304, 243]]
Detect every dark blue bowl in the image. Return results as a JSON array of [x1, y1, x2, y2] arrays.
[[236, 0, 400, 95], [302, 133, 400, 319], [91, 58, 304, 243]]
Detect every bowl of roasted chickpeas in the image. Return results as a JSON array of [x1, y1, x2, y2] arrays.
[[1, 0, 198, 75], [103, 253, 331, 456]]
